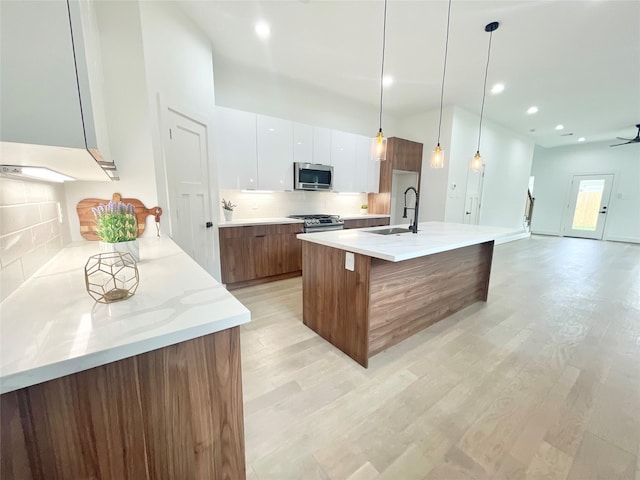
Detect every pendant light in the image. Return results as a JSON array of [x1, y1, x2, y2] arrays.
[[374, 0, 388, 161], [430, 0, 453, 169], [471, 21, 499, 172]]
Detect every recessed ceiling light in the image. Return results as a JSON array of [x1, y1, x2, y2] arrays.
[[382, 75, 393, 87], [555, 124, 564, 131], [527, 106, 538, 114], [255, 21, 270, 39], [491, 83, 505, 94], [578, 137, 586, 142]]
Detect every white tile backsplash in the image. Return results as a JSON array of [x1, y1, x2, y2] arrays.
[[0, 260, 24, 301], [0, 178, 27, 205], [0, 177, 66, 301], [219, 189, 368, 220]]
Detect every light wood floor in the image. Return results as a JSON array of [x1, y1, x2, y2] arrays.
[[232, 235, 640, 480]]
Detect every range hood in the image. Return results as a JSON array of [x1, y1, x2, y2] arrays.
[[0, 0, 118, 182]]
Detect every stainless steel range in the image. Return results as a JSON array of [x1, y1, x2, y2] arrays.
[[289, 214, 344, 233]]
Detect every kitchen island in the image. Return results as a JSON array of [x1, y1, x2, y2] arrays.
[[298, 222, 521, 367], [0, 237, 250, 480]]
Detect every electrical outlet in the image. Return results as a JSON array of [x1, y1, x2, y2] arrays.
[[251, 201, 258, 210]]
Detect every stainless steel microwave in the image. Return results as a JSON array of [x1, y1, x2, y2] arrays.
[[293, 162, 333, 191]]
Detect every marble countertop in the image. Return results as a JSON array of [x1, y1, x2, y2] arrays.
[[218, 217, 304, 227], [297, 221, 523, 262], [0, 236, 250, 394], [218, 214, 389, 227]]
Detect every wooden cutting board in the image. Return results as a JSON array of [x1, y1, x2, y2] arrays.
[[77, 192, 163, 241]]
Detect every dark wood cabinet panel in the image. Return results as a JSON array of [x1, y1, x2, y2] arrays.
[[368, 137, 423, 216], [0, 328, 246, 480], [343, 217, 390, 229], [219, 223, 303, 289]]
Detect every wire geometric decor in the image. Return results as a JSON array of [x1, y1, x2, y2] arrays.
[[84, 252, 139, 303]]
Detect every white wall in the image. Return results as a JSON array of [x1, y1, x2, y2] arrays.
[[531, 141, 640, 243], [138, 1, 220, 278], [213, 58, 400, 137], [397, 106, 534, 229], [395, 107, 453, 222], [454, 109, 535, 229], [64, 1, 157, 242]]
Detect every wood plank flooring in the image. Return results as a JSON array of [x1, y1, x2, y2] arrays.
[[232, 235, 640, 480]]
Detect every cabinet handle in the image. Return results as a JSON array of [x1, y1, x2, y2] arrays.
[[255, 235, 266, 238]]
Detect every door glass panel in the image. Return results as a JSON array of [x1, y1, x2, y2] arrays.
[[571, 179, 604, 231]]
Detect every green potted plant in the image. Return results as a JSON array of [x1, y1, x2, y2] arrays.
[[221, 198, 237, 222], [360, 203, 368, 215], [92, 201, 139, 262]]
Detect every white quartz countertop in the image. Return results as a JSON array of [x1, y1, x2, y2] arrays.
[[0, 237, 250, 394], [339, 214, 391, 220], [218, 214, 389, 227], [218, 217, 304, 227], [297, 221, 523, 262]]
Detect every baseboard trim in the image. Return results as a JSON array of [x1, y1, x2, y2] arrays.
[[225, 271, 302, 290], [604, 236, 640, 244], [495, 231, 531, 245]]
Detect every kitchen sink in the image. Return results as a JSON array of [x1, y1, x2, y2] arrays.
[[368, 227, 413, 235]]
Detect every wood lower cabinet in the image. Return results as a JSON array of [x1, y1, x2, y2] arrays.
[[219, 223, 303, 289], [343, 217, 390, 229], [0, 327, 246, 480]]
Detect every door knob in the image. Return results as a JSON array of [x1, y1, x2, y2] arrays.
[[465, 211, 471, 215], [598, 211, 607, 214], [205, 221, 213, 228]]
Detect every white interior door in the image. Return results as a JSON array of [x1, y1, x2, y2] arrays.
[[165, 109, 214, 273], [464, 167, 484, 225], [564, 174, 613, 240]]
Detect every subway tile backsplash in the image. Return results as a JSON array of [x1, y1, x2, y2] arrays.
[[0, 178, 66, 301]]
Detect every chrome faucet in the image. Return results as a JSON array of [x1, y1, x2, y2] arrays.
[[402, 187, 419, 233]]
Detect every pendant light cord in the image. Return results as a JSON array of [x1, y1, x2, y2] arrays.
[[437, 0, 452, 144], [477, 28, 494, 150], [379, 0, 388, 131]]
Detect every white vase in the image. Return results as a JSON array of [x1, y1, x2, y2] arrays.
[[223, 209, 233, 222], [360, 208, 368, 215], [99, 240, 140, 263]]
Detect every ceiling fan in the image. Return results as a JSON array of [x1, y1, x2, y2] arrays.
[[610, 124, 640, 147]]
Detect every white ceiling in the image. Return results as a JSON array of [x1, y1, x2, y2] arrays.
[[178, 0, 640, 148]]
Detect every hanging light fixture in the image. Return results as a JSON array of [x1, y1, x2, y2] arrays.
[[471, 21, 499, 172], [374, 0, 388, 161], [431, 0, 453, 169]]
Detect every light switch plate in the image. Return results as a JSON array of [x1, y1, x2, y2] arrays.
[[345, 252, 355, 271]]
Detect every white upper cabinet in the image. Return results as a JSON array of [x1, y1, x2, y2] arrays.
[[354, 134, 373, 193], [313, 127, 332, 165], [368, 139, 381, 194], [293, 123, 313, 164], [215, 107, 258, 190], [1, 0, 84, 148], [0, 0, 114, 180], [330, 130, 357, 192], [257, 115, 294, 191], [213, 107, 380, 193]]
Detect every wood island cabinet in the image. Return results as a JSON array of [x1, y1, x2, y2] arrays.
[[219, 223, 304, 289], [343, 217, 390, 229]]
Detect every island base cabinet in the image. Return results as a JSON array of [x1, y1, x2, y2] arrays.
[[0, 327, 246, 480], [301, 241, 494, 367]]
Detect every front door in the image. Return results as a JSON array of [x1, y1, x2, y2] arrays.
[[564, 174, 613, 240], [165, 108, 214, 273]]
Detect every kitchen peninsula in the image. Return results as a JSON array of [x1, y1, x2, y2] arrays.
[[0, 237, 249, 480], [298, 222, 520, 367]]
